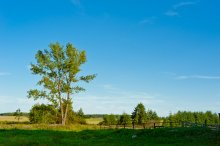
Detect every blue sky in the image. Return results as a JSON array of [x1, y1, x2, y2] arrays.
[[0, 0, 220, 116]]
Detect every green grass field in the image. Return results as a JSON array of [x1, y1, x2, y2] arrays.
[[0, 125, 219, 145], [0, 117, 219, 145]]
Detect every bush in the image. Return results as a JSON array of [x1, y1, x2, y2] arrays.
[[66, 110, 86, 125], [29, 104, 58, 124]]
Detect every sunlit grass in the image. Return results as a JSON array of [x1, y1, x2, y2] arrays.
[[0, 123, 100, 131], [0, 116, 29, 122], [86, 118, 103, 125]]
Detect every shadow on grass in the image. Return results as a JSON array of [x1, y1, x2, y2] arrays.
[[0, 127, 219, 145]]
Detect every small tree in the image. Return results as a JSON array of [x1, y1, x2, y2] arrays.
[[103, 115, 110, 125], [77, 108, 84, 118], [131, 103, 147, 127], [119, 113, 132, 128], [146, 109, 159, 121], [14, 108, 22, 122], [103, 114, 117, 127], [28, 42, 96, 125], [108, 114, 117, 125]]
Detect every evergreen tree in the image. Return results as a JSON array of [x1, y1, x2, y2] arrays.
[[77, 108, 84, 118], [131, 103, 147, 125]]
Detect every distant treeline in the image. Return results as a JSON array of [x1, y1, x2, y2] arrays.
[[84, 114, 122, 118], [100, 103, 159, 128], [0, 112, 105, 119], [84, 114, 107, 118], [163, 111, 219, 125], [99, 103, 219, 128], [1, 108, 219, 126], [0, 112, 29, 116]]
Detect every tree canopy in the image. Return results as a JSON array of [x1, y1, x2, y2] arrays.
[[131, 103, 147, 125], [28, 42, 96, 125]]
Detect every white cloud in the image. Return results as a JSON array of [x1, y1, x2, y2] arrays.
[[74, 93, 163, 115], [139, 17, 156, 25], [103, 84, 116, 90], [175, 75, 220, 80], [173, 1, 198, 9], [162, 72, 220, 80], [0, 96, 48, 113], [165, 10, 179, 16], [73, 84, 164, 115], [70, 0, 85, 15], [165, 1, 198, 17]]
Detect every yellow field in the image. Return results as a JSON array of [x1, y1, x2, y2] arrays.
[[86, 118, 103, 125], [0, 116, 29, 122]]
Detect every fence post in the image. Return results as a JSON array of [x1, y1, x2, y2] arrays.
[[181, 122, 184, 128], [204, 120, 207, 127], [170, 122, 173, 128], [154, 123, 156, 129]]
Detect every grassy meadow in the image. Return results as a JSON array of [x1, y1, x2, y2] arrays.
[[0, 126, 219, 145], [0, 116, 219, 145]]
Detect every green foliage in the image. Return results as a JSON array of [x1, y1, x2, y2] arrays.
[[66, 110, 86, 125], [118, 113, 132, 127], [146, 109, 159, 120], [103, 114, 117, 125], [77, 108, 85, 118], [67, 111, 86, 125], [28, 42, 96, 125], [84, 114, 105, 118], [61, 100, 86, 125], [131, 103, 147, 125], [164, 111, 219, 125], [29, 104, 58, 124]]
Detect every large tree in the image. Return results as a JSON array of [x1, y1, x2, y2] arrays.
[[28, 42, 96, 125]]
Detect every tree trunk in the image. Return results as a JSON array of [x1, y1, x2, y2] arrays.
[[62, 92, 70, 126], [63, 103, 69, 125], [58, 77, 65, 125], [60, 100, 65, 125]]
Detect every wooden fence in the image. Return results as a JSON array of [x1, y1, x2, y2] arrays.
[[99, 121, 220, 131]]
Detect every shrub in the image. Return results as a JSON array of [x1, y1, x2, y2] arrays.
[[29, 104, 58, 124]]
